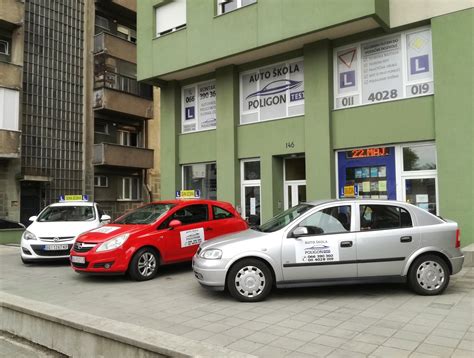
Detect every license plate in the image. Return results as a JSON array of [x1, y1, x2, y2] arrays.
[[44, 244, 69, 251], [71, 256, 85, 264]]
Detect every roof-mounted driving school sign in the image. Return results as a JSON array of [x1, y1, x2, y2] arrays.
[[333, 26, 433, 109], [240, 58, 304, 124], [176, 190, 201, 199]]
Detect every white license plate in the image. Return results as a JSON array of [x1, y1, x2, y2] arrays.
[[71, 256, 85, 264], [44, 244, 69, 251]]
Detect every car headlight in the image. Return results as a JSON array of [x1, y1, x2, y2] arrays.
[[199, 249, 222, 260], [22, 230, 37, 241], [96, 233, 129, 252]]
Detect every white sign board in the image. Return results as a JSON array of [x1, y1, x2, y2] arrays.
[[334, 27, 433, 109], [91, 226, 120, 234], [295, 238, 340, 263], [182, 80, 216, 133], [240, 58, 304, 124], [180, 228, 204, 248]]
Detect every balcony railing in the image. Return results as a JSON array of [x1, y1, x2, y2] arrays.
[[93, 143, 154, 169], [0, 129, 20, 158], [94, 71, 152, 99], [93, 32, 137, 64]]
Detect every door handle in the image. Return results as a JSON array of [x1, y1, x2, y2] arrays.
[[340, 241, 353, 248], [400, 236, 412, 243]]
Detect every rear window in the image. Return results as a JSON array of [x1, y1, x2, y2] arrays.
[[37, 206, 95, 222], [360, 205, 412, 231], [212, 206, 233, 220]]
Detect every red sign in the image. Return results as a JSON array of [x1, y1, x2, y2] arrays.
[[346, 147, 390, 159]]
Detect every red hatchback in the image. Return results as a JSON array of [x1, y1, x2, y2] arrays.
[[70, 200, 248, 281]]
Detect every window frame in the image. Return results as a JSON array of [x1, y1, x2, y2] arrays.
[[217, 0, 257, 16], [94, 175, 108, 188], [119, 177, 141, 201], [357, 204, 413, 232]]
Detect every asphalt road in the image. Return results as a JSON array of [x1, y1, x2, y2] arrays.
[[1, 245, 473, 357]]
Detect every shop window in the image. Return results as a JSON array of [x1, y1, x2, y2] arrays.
[[182, 80, 216, 133], [120, 177, 140, 200], [360, 205, 412, 231], [217, 0, 256, 15], [296, 205, 352, 235], [94, 176, 108, 188], [213, 206, 233, 220], [155, 0, 186, 37], [403, 144, 436, 171], [182, 163, 217, 200]]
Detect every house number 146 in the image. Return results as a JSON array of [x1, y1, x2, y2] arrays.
[[285, 142, 295, 149]]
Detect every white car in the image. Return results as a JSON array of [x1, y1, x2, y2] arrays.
[[21, 201, 111, 263]]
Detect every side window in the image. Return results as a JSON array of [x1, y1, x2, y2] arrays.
[[297, 205, 351, 235], [97, 205, 105, 218], [171, 204, 209, 225], [360, 205, 412, 230], [212, 206, 233, 220]]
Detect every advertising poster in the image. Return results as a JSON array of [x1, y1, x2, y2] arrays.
[[240, 59, 304, 123], [295, 237, 340, 263], [182, 80, 216, 132], [180, 228, 204, 248], [198, 82, 216, 129]]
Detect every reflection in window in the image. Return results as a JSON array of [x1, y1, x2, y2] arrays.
[[360, 205, 412, 230], [298, 206, 351, 235], [183, 163, 217, 200], [403, 145, 437, 171]]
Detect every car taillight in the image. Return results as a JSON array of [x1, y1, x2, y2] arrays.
[[455, 229, 461, 248]]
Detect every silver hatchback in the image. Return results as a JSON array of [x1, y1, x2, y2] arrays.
[[192, 199, 464, 302]]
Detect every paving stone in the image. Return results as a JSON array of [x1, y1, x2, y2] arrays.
[[285, 329, 321, 342], [270, 336, 306, 351], [451, 348, 474, 357], [252, 345, 293, 357], [353, 332, 388, 345], [424, 334, 460, 348], [311, 335, 346, 348], [415, 343, 455, 357], [383, 337, 420, 351], [340, 340, 378, 354], [296, 342, 335, 357], [226, 339, 264, 354], [244, 331, 279, 345], [371, 346, 411, 357], [457, 339, 474, 351]]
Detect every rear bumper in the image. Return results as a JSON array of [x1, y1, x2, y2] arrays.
[[450, 255, 464, 275]]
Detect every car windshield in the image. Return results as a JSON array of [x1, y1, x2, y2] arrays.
[[37, 205, 95, 222], [114, 203, 175, 224], [257, 204, 314, 233]]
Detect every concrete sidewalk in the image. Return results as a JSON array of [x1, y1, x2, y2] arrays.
[[1, 245, 473, 357]]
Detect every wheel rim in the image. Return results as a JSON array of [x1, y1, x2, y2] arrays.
[[137, 252, 156, 277], [416, 260, 445, 291], [234, 265, 266, 298]]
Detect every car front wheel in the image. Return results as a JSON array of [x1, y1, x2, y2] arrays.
[[227, 258, 273, 302], [408, 254, 450, 295], [128, 248, 159, 281]]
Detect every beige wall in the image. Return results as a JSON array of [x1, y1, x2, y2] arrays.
[[389, 0, 473, 27], [147, 87, 161, 201]]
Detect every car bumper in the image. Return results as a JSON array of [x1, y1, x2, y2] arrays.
[[70, 247, 129, 273], [450, 255, 464, 275], [21, 238, 73, 260], [192, 256, 228, 291]]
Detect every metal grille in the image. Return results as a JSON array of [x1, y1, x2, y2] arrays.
[[39, 236, 75, 242], [22, 0, 85, 204], [73, 241, 97, 252]]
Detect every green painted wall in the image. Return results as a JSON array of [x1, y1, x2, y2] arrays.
[[432, 9, 473, 247], [138, 0, 382, 80]]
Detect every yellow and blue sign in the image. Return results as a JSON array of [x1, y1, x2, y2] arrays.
[[175, 190, 201, 199], [59, 195, 89, 202]]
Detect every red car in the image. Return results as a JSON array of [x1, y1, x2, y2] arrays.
[[70, 200, 248, 280]]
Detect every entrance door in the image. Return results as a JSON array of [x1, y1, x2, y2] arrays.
[[242, 185, 261, 226], [402, 176, 438, 215], [20, 182, 41, 226], [284, 157, 306, 210]]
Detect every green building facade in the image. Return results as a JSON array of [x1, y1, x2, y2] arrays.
[[138, 1, 473, 246]]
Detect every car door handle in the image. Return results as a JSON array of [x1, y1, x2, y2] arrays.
[[400, 236, 412, 243], [340, 241, 353, 248]]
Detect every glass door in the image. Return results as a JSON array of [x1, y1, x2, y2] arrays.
[[243, 185, 261, 226], [284, 157, 306, 210], [284, 181, 307, 210], [402, 175, 438, 215]]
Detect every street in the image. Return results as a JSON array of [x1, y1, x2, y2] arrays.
[[1, 245, 473, 357]]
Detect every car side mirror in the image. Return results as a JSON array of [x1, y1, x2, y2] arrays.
[[169, 219, 182, 230], [292, 226, 308, 238], [29, 216, 37, 222], [100, 214, 111, 223]]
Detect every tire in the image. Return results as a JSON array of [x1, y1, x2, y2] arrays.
[[227, 258, 273, 302], [408, 254, 450, 295], [128, 247, 159, 281]]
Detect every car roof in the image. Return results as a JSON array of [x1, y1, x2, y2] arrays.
[[305, 198, 415, 207], [48, 202, 95, 207], [148, 199, 233, 206]]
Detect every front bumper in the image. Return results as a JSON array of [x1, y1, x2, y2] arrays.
[[450, 255, 464, 275], [192, 255, 228, 291], [21, 238, 73, 260], [70, 247, 129, 273]]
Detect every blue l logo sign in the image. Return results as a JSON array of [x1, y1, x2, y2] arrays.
[[340, 71, 355, 88], [410, 55, 429, 74]]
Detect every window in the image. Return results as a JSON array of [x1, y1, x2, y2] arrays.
[[95, 15, 110, 32], [94, 176, 108, 187], [155, 0, 186, 37], [118, 130, 139, 147], [94, 122, 108, 134], [297, 205, 351, 235], [182, 163, 217, 200], [241, 159, 261, 225], [120, 177, 140, 200], [360, 205, 412, 231], [213, 206, 233, 220], [0, 88, 20, 131], [169, 204, 209, 225], [182, 80, 216, 133], [0, 39, 9, 55], [217, 0, 256, 15], [117, 25, 137, 43], [403, 144, 436, 171]]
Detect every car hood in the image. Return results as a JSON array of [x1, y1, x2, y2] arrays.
[[27, 221, 99, 238], [200, 228, 269, 250], [76, 224, 147, 243]]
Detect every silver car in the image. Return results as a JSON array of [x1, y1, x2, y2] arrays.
[[192, 199, 464, 302]]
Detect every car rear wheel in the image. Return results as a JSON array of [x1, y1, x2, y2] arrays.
[[227, 258, 273, 302], [128, 248, 159, 281], [408, 254, 450, 295]]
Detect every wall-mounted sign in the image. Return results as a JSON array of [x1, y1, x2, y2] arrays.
[[182, 80, 216, 133], [334, 27, 433, 109], [346, 147, 391, 159], [240, 58, 304, 124]]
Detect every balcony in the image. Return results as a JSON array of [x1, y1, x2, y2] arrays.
[[93, 143, 153, 169], [0, 0, 23, 26], [0, 62, 22, 89], [94, 32, 136, 64], [93, 88, 153, 119], [111, 0, 136, 13], [0, 129, 20, 158]]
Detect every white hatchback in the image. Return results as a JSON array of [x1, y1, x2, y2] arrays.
[[20, 201, 110, 263]]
